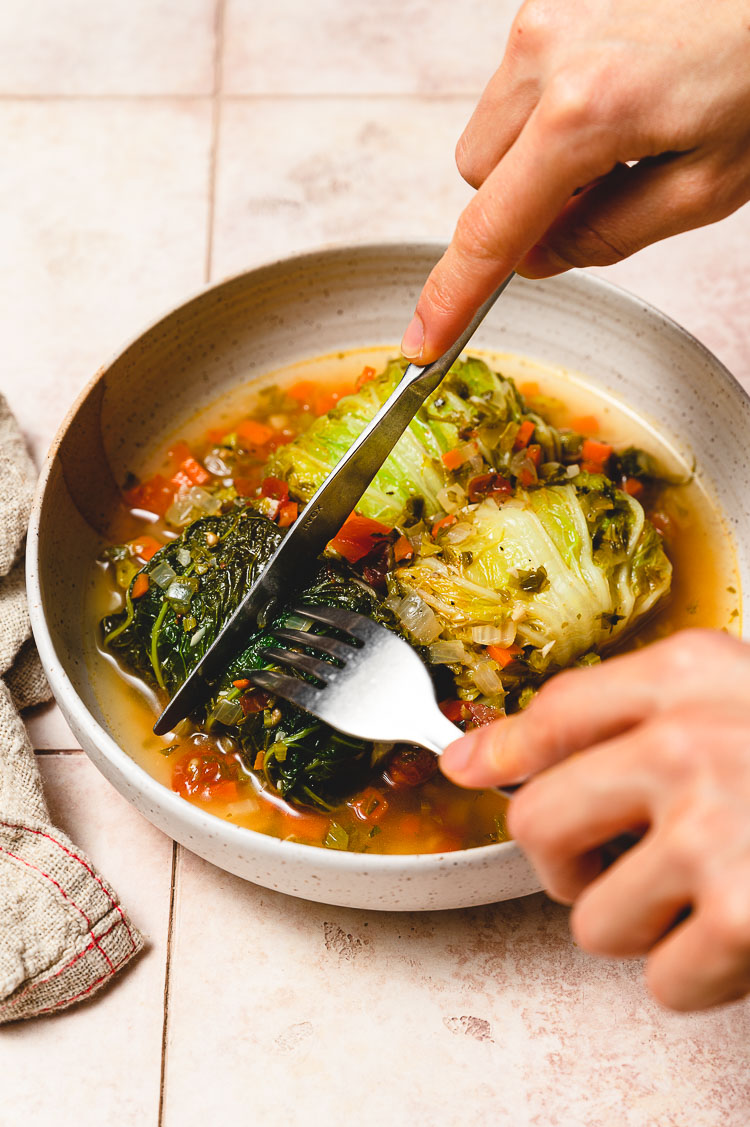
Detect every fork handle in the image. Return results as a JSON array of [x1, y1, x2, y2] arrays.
[[420, 711, 520, 801]]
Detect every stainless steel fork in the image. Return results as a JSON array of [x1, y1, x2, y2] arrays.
[[248, 603, 519, 799]]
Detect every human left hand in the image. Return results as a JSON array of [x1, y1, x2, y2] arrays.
[[441, 629, 750, 1011]]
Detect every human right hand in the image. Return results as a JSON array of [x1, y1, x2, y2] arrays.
[[402, 0, 750, 363]]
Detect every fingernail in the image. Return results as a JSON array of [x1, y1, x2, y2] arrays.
[[441, 730, 480, 779], [401, 313, 424, 359]]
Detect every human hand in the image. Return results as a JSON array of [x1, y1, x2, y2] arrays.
[[441, 629, 750, 1011], [402, 0, 750, 363]]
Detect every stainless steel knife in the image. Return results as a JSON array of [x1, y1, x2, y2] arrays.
[[153, 272, 515, 735]]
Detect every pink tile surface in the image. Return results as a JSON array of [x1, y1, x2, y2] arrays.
[[163, 849, 750, 1127], [223, 0, 517, 94], [0, 0, 217, 95], [210, 97, 475, 279], [0, 98, 212, 466], [1, 756, 173, 1126]]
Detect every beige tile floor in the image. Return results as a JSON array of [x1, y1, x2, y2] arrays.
[[2, 2, 750, 1125]]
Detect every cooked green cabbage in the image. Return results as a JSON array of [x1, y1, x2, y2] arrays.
[[266, 356, 562, 525], [390, 474, 671, 694]]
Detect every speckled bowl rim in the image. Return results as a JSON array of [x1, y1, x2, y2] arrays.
[[26, 239, 748, 882]]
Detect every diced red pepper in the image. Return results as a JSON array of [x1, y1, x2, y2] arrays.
[[180, 455, 210, 486], [432, 513, 457, 537], [527, 443, 542, 468], [328, 513, 392, 564], [240, 689, 270, 716], [465, 701, 503, 727], [439, 698, 468, 724], [131, 573, 149, 599], [129, 535, 162, 562], [172, 750, 239, 802], [519, 464, 538, 487], [233, 476, 257, 498], [467, 472, 513, 503], [123, 473, 174, 517], [277, 500, 298, 528], [386, 747, 438, 789], [260, 476, 289, 500], [167, 441, 192, 465], [232, 678, 251, 690], [170, 468, 194, 491], [393, 534, 414, 562], [514, 420, 536, 450]]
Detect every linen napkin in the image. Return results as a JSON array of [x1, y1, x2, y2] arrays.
[[0, 398, 143, 1023]]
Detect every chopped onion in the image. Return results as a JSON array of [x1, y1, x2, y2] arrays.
[[165, 494, 195, 528], [166, 576, 199, 613], [539, 640, 555, 659], [442, 522, 473, 544], [176, 548, 191, 567], [472, 660, 504, 696], [256, 495, 280, 520], [428, 639, 467, 665], [187, 486, 221, 515], [285, 613, 313, 631], [150, 560, 177, 590], [566, 463, 580, 477], [471, 622, 516, 646], [203, 451, 231, 476], [189, 626, 207, 648], [436, 483, 467, 514], [394, 593, 442, 645], [208, 697, 243, 727]]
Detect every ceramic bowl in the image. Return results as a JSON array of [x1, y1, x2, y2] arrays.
[[26, 243, 750, 910]]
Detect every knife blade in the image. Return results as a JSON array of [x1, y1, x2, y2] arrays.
[[153, 272, 514, 735]]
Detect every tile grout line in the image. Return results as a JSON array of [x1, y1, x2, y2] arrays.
[[157, 841, 179, 1127], [204, 0, 227, 285]]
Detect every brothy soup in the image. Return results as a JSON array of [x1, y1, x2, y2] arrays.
[[87, 349, 740, 855]]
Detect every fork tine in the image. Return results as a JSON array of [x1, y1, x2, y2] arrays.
[[260, 645, 336, 682], [271, 628, 353, 662], [292, 603, 373, 641], [247, 668, 321, 711]]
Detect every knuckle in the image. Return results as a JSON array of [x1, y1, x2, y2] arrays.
[[704, 887, 750, 953], [649, 715, 698, 778], [659, 804, 718, 873], [511, 1, 554, 49], [542, 67, 608, 132]]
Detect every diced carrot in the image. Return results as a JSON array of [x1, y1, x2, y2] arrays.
[[237, 419, 274, 446], [206, 428, 227, 445], [393, 534, 414, 562], [329, 513, 392, 563], [232, 678, 251, 689], [286, 380, 352, 417], [581, 438, 613, 473], [527, 443, 542, 468], [519, 381, 540, 398], [131, 573, 149, 599], [519, 465, 537, 487], [570, 415, 599, 435], [279, 809, 330, 842], [487, 644, 522, 668], [277, 500, 298, 528], [441, 447, 466, 471], [355, 365, 377, 390], [514, 420, 536, 450], [623, 477, 644, 498], [432, 513, 457, 537], [260, 476, 289, 500], [253, 751, 265, 770], [180, 455, 210, 486], [129, 535, 162, 562]]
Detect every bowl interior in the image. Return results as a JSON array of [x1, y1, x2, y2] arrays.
[[27, 243, 750, 906]]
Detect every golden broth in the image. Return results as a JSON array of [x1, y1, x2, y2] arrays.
[[85, 348, 741, 855]]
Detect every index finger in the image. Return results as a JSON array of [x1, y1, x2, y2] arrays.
[[401, 85, 621, 363]]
